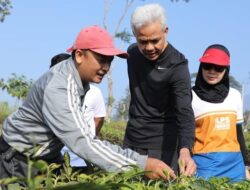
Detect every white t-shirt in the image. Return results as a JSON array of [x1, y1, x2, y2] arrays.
[[82, 84, 106, 136], [61, 84, 106, 166]]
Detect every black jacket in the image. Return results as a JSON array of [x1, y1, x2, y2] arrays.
[[124, 43, 195, 150]]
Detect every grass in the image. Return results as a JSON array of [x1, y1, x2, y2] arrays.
[[99, 121, 126, 145]]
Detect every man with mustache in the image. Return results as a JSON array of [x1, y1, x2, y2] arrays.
[[123, 4, 196, 176]]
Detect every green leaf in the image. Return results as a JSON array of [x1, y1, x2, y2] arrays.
[[0, 177, 20, 185], [32, 160, 48, 172], [48, 163, 62, 172], [63, 151, 71, 167], [7, 183, 22, 190]]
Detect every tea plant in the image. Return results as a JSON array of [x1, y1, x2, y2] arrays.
[[1, 153, 250, 190]]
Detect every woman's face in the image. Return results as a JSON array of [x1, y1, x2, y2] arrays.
[[201, 63, 227, 85]]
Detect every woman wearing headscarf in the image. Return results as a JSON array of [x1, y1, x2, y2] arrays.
[[192, 44, 249, 182]]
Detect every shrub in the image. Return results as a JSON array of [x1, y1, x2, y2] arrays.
[[99, 121, 126, 145], [1, 155, 250, 190], [1, 121, 250, 189], [0, 101, 15, 129]]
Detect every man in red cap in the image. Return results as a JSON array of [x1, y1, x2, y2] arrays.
[[0, 25, 176, 187]]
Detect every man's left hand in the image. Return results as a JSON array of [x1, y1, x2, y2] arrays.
[[178, 148, 196, 176]]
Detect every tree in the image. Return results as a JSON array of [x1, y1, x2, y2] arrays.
[[102, 0, 134, 122], [190, 72, 197, 87], [244, 110, 250, 132], [114, 87, 130, 121], [229, 75, 242, 92], [0, 73, 34, 102], [0, 101, 14, 124], [0, 0, 12, 22]]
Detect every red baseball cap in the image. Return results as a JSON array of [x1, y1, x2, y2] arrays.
[[67, 25, 128, 58], [199, 48, 230, 66]]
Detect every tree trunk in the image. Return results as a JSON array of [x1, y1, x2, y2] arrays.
[[106, 70, 113, 122], [103, 0, 134, 122]]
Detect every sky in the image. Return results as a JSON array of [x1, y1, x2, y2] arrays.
[[1, 0, 250, 110]]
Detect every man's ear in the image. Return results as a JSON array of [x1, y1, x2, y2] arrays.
[[164, 27, 168, 34], [75, 49, 84, 66]]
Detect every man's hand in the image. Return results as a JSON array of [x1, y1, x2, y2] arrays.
[[145, 157, 177, 180], [178, 148, 196, 176]]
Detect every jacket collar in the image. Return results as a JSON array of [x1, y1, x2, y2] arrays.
[[67, 58, 90, 97]]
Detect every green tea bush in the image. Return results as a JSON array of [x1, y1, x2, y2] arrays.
[[244, 132, 250, 148], [244, 132, 250, 165], [1, 122, 250, 189], [1, 154, 250, 190], [0, 101, 15, 130], [100, 121, 126, 145]]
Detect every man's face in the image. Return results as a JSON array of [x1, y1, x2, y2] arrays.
[[75, 49, 113, 83], [134, 20, 168, 61]]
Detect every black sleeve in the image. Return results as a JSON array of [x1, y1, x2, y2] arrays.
[[171, 61, 195, 150], [237, 124, 248, 165]]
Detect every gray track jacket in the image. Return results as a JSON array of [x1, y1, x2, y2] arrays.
[[2, 58, 147, 172]]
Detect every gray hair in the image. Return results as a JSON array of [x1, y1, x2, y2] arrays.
[[131, 3, 167, 33]]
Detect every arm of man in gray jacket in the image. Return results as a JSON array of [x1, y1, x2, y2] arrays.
[[42, 73, 146, 172], [42, 72, 177, 180]]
